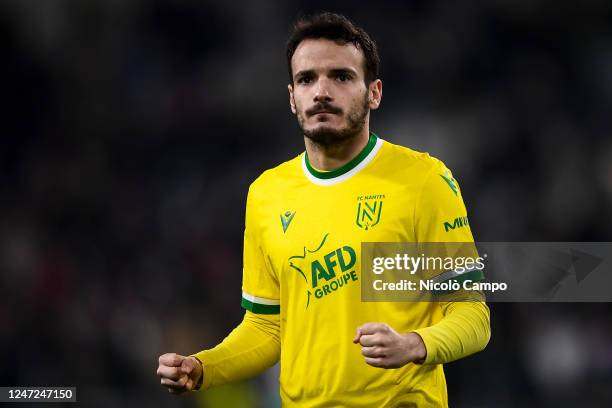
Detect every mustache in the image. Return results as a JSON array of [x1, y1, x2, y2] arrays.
[[306, 103, 342, 116]]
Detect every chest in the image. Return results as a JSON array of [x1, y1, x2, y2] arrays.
[[258, 181, 419, 284]]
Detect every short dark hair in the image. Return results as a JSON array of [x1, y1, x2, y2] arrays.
[[286, 12, 380, 84]]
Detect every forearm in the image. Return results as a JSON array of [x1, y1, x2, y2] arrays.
[[413, 300, 490, 365], [191, 310, 281, 389]]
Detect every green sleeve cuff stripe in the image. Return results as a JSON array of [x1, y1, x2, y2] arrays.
[[432, 269, 485, 295], [241, 297, 280, 314]]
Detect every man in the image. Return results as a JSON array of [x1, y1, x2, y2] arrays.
[[157, 12, 490, 407]]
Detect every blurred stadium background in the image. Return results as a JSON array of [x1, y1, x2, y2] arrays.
[[1, 0, 611, 407]]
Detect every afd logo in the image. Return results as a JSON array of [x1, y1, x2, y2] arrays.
[[443, 216, 469, 232], [289, 234, 359, 308], [310, 246, 357, 288]]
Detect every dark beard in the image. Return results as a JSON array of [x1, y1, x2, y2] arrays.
[[299, 94, 369, 147]]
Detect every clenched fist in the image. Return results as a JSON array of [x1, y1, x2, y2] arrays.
[[157, 353, 203, 394], [353, 322, 427, 368]]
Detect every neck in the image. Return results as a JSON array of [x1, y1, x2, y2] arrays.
[[304, 126, 370, 171]]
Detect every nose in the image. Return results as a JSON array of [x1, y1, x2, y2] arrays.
[[314, 78, 333, 103]]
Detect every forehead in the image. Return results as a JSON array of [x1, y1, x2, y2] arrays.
[[291, 38, 365, 77]]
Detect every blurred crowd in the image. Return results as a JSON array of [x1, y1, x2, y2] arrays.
[[1, 0, 611, 407]]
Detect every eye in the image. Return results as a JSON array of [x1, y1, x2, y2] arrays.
[[336, 73, 351, 82], [297, 76, 313, 84]]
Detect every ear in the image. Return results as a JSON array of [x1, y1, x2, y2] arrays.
[[368, 79, 382, 110], [288, 84, 297, 114]]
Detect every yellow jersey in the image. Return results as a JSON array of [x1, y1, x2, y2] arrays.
[[238, 132, 487, 407]]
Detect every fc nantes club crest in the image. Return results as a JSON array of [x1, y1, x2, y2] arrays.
[[355, 194, 385, 230]]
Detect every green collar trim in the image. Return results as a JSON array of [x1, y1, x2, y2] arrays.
[[304, 132, 379, 180]]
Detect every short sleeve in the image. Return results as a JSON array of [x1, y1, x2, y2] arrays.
[[240, 184, 281, 314], [414, 159, 485, 289]]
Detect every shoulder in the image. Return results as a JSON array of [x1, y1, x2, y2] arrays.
[[379, 139, 452, 180], [247, 154, 303, 199]]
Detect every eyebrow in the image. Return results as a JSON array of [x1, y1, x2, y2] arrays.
[[294, 69, 316, 79], [294, 67, 358, 79], [329, 68, 357, 77]]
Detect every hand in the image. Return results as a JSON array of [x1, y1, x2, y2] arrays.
[[157, 353, 203, 394], [352, 322, 426, 368]]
